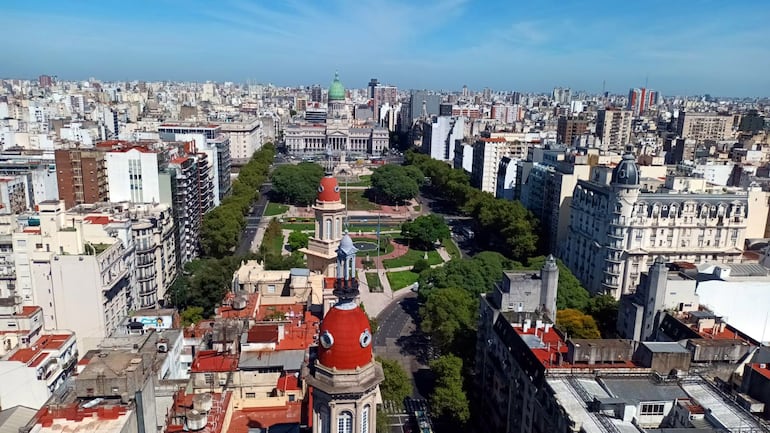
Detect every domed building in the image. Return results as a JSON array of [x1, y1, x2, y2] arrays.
[[299, 171, 347, 278], [563, 148, 760, 298], [304, 229, 384, 433], [284, 72, 389, 157]]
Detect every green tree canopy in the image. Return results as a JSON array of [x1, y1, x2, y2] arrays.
[[200, 144, 274, 257], [271, 162, 325, 205], [556, 308, 601, 339], [370, 164, 419, 204], [401, 214, 450, 250], [419, 251, 512, 300], [376, 357, 412, 404], [166, 255, 252, 317], [287, 230, 309, 251], [587, 294, 619, 338], [180, 306, 204, 326], [429, 354, 470, 424], [420, 287, 476, 354]]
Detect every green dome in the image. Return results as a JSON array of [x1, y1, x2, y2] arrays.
[[328, 72, 345, 101]]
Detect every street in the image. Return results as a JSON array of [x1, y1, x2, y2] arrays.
[[235, 182, 272, 256]]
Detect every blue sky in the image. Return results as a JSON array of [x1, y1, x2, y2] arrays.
[[2, 0, 768, 96]]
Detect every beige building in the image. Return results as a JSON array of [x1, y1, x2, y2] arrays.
[[596, 109, 633, 150], [563, 152, 770, 297], [12, 200, 137, 353], [676, 112, 735, 142], [220, 118, 263, 164]]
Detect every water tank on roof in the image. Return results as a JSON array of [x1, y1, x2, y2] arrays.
[[185, 410, 207, 431], [232, 295, 248, 310], [193, 393, 213, 413]]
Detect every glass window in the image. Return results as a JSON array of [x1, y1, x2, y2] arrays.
[[337, 411, 352, 433], [361, 405, 370, 433]]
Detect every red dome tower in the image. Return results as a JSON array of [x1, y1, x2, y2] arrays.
[[304, 233, 384, 433], [300, 171, 346, 277]]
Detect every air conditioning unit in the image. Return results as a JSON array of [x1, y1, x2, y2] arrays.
[[218, 378, 227, 386]]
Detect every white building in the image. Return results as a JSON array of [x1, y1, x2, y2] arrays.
[[105, 147, 162, 203], [563, 151, 769, 298], [421, 116, 465, 161], [13, 200, 137, 354]]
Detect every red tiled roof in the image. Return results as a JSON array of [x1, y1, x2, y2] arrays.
[[481, 137, 507, 143], [84, 215, 111, 225], [35, 403, 129, 427], [228, 402, 303, 433], [277, 373, 300, 391], [23, 227, 41, 234], [190, 350, 238, 373], [247, 325, 279, 344], [165, 390, 232, 433], [513, 325, 637, 370], [170, 156, 189, 165], [8, 333, 73, 365], [20, 306, 41, 317], [218, 292, 259, 320]]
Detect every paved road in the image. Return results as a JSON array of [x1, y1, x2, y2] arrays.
[[235, 182, 272, 256]]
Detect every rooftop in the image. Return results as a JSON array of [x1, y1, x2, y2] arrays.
[[190, 350, 239, 373], [165, 389, 232, 433], [228, 401, 303, 432]]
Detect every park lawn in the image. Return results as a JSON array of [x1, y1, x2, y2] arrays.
[[442, 237, 461, 260], [383, 248, 442, 269], [282, 223, 315, 231], [262, 224, 285, 256], [342, 190, 379, 211], [365, 272, 382, 292], [386, 270, 419, 291], [346, 175, 371, 187], [264, 202, 289, 216]]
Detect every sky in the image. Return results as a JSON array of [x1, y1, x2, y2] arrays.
[[1, 0, 769, 97]]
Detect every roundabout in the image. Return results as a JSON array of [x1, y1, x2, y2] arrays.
[[353, 241, 379, 253]]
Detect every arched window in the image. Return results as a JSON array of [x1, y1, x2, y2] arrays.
[[361, 405, 371, 433], [326, 219, 332, 240], [337, 411, 353, 433]]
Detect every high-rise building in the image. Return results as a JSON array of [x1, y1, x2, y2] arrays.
[[38, 75, 53, 88], [552, 87, 572, 105], [627, 87, 658, 116], [596, 109, 633, 150], [471, 137, 512, 194], [220, 118, 263, 165], [54, 149, 109, 209], [367, 78, 379, 99], [310, 85, 323, 103], [421, 116, 465, 161], [676, 112, 733, 143], [408, 91, 441, 125], [556, 115, 588, 146], [105, 145, 162, 204]]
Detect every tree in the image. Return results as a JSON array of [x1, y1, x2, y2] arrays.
[[287, 230, 309, 251], [556, 309, 601, 339], [271, 162, 325, 205], [587, 294, 619, 338], [370, 164, 419, 204], [180, 306, 204, 326], [419, 251, 512, 301], [412, 258, 430, 274], [429, 354, 470, 424], [376, 357, 412, 404], [420, 287, 476, 354], [401, 214, 450, 250]]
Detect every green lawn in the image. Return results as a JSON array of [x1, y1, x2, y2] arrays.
[[342, 190, 379, 211], [264, 202, 289, 216], [262, 224, 285, 255], [442, 237, 461, 260], [365, 272, 382, 292], [383, 248, 443, 269], [387, 271, 419, 291], [282, 223, 315, 231], [345, 175, 371, 187]]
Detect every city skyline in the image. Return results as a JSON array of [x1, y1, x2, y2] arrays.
[[2, 0, 770, 97]]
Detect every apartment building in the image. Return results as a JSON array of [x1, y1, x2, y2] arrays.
[[12, 200, 136, 353], [557, 115, 589, 146], [676, 112, 734, 143], [596, 109, 633, 150], [562, 152, 769, 297], [219, 118, 263, 165], [54, 148, 109, 208]]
